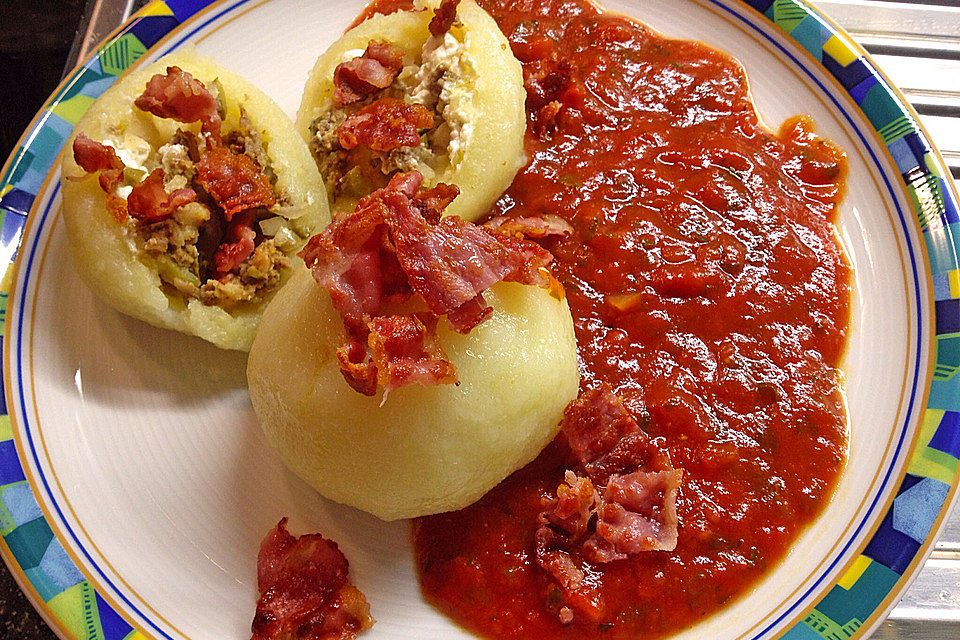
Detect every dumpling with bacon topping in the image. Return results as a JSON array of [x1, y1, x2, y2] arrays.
[[247, 172, 578, 520], [295, 0, 525, 221], [61, 50, 328, 350]]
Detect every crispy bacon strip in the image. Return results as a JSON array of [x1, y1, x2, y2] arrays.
[[368, 314, 458, 390], [72, 134, 125, 193], [298, 208, 390, 330], [533, 387, 683, 623], [561, 384, 672, 484], [333, 42, 405, 105], [535, 471, 598, 591], [252, 518, 373, 640], [429, 0, 461, 36], [301, 171, 556, 395], [585, 470, 683, 562], [337, 98, 434, 152], [414, 183, 460, 224], [134, 66, 222, 138], [524, 58, 575, 111], [386, 193, 553, 333], [196, 145, 276, 221], [337, 341, 379, 396], [126, 169, 197, 224], [213, 209, 257, 278]]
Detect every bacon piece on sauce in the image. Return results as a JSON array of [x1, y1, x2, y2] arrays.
[[300, 171, 556, 395], [562, 384, 673, 484], [333, 42, 405, 105], [252, 518, 373, 640], [535, 470, 598, 588], [337, 98, 434, 152], [584, 469, 683, 562], [534, 386, 683, 622], [126, 169, 197, 223], [429, 0, 461, 36], [134, 66, 222, 138], [196, 145, 276, 221]]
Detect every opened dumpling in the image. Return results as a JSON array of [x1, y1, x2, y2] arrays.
[[295, 0, 526, 221], [246, 268, 579, 520], [61, 49, 329, 350]]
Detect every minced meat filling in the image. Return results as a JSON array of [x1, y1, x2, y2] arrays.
[[310, 29, 469, 198], [117, 120, 291, 308]]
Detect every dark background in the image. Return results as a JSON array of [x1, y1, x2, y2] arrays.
[[1, 0, 85, 159], [0, 1, 84, 636]]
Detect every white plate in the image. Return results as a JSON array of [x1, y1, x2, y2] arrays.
[[1, 0, 959, 639]]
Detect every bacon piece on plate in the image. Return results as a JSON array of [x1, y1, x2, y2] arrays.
[[484, 214, 574, 240], [196, 145, 276, 221], [584, 469, 683, 562], [252, 518, 373, 640], [213, 209, 257, 278], [429, 0, 461, 36], [334, 43, 405, 105], [535, 388, 683, 621], [368, 314, 458, 390], [134, 66, 222, 138], [337, 98, 434, 152], [126, 169, 197, 224], [72, 134, 126, 194]]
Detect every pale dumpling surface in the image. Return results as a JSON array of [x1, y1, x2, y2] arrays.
[[61, 49, 329, 351], [247, 268, 579, 520], [296, 0, 526, 221]]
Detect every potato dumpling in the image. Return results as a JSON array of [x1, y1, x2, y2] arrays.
[[247, 268, 579, 520], [61, 49, 329, 350], [296, 0, 526, 221]]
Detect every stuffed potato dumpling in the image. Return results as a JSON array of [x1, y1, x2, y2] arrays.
[[62, 50, 329, 350], [247, 268, 579, 520], [296, 0, 526, 221]]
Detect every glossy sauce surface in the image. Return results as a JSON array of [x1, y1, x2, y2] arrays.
[[370, 0, 850, 637]]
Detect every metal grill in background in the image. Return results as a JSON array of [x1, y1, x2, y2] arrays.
[[63, 0, 960, 638]]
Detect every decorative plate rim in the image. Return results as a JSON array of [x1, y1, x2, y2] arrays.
[[0, 0, 958, 639]]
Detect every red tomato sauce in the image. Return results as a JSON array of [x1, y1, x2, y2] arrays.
[[360, 0, 851, 637]]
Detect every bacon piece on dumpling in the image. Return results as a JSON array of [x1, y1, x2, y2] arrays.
[[429, 0, 461, 36], [333, 43, 405, 105], [300, 170, 558, 395], [134, 66, 223, 138], [126, 169, 196, 224], [196, 145, 276, 221], [337, 98, 434, 152]]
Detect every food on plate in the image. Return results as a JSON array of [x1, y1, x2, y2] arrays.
[[252, 519, 373, 640], [398, 0, 852, 636], [246, 171, 579, 520], [61, 49, 328, 350], [295, 0, 526, 221]]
